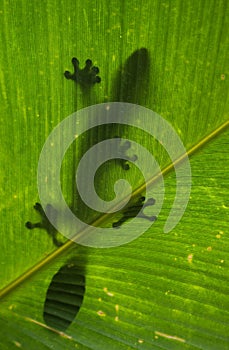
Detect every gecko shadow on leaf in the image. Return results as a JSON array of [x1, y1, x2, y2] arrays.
[[26, 49, 153, 333]]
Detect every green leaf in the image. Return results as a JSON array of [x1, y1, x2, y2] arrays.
[[0, 0, 228, 349]]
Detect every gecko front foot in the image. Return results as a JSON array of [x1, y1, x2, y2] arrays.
[[26, 203, 64, 247], [64, 57, 101, 86], [112, 196, 157, 228], [114, 136, 138, 170]]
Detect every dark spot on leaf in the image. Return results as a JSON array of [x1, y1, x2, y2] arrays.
[[43, 263, 85, 331]]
